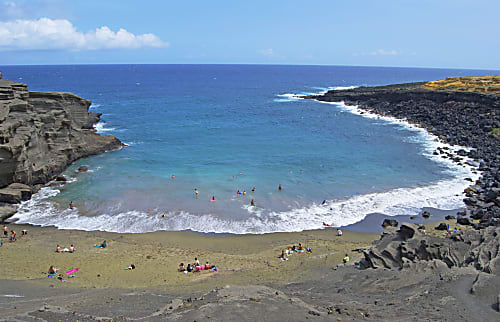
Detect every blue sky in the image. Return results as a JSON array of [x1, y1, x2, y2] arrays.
[[0, 0, 499, 69]]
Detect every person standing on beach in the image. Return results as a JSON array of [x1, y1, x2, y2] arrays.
[[3, 225, 8, 238]]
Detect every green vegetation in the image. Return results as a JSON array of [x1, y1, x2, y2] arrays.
[[489, 127, 500, 138]]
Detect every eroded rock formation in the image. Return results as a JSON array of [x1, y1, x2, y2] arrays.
[[361, 223, 500, 275], [0, 76, 122, 216]]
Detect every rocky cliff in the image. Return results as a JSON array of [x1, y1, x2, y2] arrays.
[[0, 74, 122, 219], [307, 79, 500, 228]]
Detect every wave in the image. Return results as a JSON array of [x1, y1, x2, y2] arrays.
[[94, 121, 115, 133], [89, 103, 101, 109], [276, 86, 358, 102], [12, 171, 476, 234]]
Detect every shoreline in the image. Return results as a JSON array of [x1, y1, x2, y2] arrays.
[[5, 83, 482, 235], [305, 81, 499, 230]]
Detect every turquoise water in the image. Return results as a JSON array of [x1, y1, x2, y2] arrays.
[[2, 64, 495, 233]]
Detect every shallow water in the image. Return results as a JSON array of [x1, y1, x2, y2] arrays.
[[2, 64, 495, 233]]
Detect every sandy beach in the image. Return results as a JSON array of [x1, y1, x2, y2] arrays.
[[2, 216, 495, 321], [0, 223, 378, 291]]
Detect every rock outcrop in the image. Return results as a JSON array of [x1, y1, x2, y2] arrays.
[[361, 223, 500, 275], [0, 76, 123, 215], [307, 80, 500, 227]]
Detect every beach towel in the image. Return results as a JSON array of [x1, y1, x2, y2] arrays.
[[66, 268, 79, 275], [94, 245, 104, 248]]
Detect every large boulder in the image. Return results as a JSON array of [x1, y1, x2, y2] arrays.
[[0, 204, 17, 222], [382, 219, 398, 228], [7, 183, 32, 201], [457, 216, 472, 226], [0, 187, 22, 203], [435, 223, 448, 231]]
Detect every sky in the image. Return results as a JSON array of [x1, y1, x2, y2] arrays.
[[0, 0, 499, 69]]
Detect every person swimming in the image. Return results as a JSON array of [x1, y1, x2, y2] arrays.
[[243, 190, 246, 195], [251, 199, 255, 206], [322, 200, 327, 205], [252, 187, 255, 193], [237, 190, 241, 195], [69, 201, 74, 209], [278, 184, 282, 191], [194, 188, 198, 197], [211, 196, 216, 201]]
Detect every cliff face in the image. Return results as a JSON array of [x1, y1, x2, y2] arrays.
[[308, 82, 500, 228], [0, 75, 122, 199]]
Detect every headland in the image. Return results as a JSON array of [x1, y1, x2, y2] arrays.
[[0, 73, 123, 221]]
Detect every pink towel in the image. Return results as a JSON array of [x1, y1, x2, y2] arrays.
[[66, 268, 79, 274]]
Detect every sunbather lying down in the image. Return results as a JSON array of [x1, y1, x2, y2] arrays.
[[124, 264, 136, 270], [94, 240, 107, 248]]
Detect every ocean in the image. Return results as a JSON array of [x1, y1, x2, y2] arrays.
[[1, 64, 496, 234]]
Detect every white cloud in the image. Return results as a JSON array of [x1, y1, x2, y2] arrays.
[[369, 49, 399, 56], [258, 48, 274, 56], [0, 18, 168, 51]]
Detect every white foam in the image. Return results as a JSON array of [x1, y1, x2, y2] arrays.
[[94, 121, 115, 133], [13, 170, 477, 234], [90, 103, 101, 109]]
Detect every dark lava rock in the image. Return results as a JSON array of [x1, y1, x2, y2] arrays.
[[306, 83, 500, 229], [457, 217, 472, 226], [445, 215, 456, 220], [435, 223, 448, 231], [421, 211, 431, 219], [382, 219, 399, 228], [77, 166, 89, 173]]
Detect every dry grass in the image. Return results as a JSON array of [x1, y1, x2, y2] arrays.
[[423, 75, 500, 93]]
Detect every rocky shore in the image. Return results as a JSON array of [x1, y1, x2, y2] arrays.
[[0, 73, 123, 221], [306, 78, 500, 229]]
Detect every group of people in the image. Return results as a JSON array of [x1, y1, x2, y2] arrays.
[[199, 184, 281, 205], [178, 257, 217, 273], [55, 244, 76, 253], [445, 225, 459, 237], [2, 225, 28, 242], [279, 243, 312, 261]]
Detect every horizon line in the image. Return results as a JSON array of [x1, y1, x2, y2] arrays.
[[0, 63, 499, 72]]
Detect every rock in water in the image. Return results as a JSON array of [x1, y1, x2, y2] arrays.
[[77, 166, 89, 173], [0, 77, 123, 191], [382, 219, 398, 228]]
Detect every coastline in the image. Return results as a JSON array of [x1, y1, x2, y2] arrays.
[[305, 81, 499, 230], [1, 76, 499, 320]]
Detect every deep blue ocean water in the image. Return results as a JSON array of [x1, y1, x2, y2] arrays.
[[1, 64, 497, 233]]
